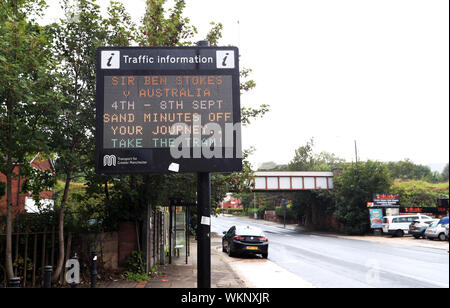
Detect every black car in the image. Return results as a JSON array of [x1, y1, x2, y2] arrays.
[[222, 225, 269, 258]]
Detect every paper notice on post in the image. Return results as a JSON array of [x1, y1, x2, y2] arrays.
[[168, 163, 180, 172], [201, 216, 211, 226]]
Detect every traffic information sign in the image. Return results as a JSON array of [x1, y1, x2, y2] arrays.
[[95, 47, 242, 174]]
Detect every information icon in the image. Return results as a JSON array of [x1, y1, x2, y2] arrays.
[[216, 50, 235, 69]]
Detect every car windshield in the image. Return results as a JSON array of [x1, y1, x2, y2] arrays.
[[235, 226, 264, 236], [430, 221, 439, 228]]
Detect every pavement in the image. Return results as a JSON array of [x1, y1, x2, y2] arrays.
[[96, 237, 246, 288]]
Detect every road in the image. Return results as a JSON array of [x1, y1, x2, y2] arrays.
[[211, 215, 449, 288]]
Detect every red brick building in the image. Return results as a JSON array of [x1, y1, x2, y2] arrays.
[[0, 156, 55, 216], [220, 193, 242, 209]]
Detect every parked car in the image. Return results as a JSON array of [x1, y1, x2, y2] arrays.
[[222, 225, 269, 258], [445, 224, 449, 242], [409, 219, 439, 239], [424, 217, 449, 241], [382, 214, 434, 237]]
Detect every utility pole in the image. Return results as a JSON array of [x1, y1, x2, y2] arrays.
[[354, 140, 358, 164]]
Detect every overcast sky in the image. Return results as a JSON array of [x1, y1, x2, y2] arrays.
[[43, 0, 450, 171]]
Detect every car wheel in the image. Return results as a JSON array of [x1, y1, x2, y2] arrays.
[[396, 230, 404, 237], [262, 253, 268, 259], [227, 245, 235, 258], [413, 235, 421, 239], [222, 242, 227, 253], [438, 233, 446, 241]]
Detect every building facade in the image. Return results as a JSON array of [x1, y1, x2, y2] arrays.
[[0, 156, 55, 216]]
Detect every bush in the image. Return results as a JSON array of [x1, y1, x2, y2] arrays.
[[334, 161, 392, 235], [219, 208, 245, 216], [275, 206, 297, 220], [247, 206, 267, 219], [125, 250, 146, 275], [391, 180, 449, 207], [248, 208, 258, 216]]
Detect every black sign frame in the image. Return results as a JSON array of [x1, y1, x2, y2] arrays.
[[95, 46, 242, 175]]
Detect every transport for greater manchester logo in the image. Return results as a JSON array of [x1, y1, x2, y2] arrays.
[[103, 155, 117, 167]]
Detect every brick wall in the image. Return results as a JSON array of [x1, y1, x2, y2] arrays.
[[118, 221, 137, 268], [96, 232, 119, 270]]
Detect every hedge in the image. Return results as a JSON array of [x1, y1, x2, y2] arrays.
[[275, 206, 297, 220], [219, 208, 245, 216]]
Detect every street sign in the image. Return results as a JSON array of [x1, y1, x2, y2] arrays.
[[95, 47, 242, 174], [372, 193, 400, 208], [369, 209, 383, 229]]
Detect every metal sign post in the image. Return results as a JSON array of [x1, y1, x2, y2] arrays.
[[196, 40, 211, 289], [197, 172, 211, 288]]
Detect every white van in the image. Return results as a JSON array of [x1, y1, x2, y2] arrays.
[[382, 214, 434, 237]]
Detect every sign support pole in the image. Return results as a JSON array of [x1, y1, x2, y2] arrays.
[[196, 39, 212, 289], [197, 172, 211, 289]]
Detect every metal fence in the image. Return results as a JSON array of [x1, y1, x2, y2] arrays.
[[0, 229, 97, 288]]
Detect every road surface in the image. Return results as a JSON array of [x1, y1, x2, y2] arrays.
[[211, 215, 449, 288]]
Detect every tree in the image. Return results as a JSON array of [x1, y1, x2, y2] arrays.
[[0, 0, 58, 279], [49, 0, 135, 282], [333, 161, 392, 235], [288, 138, 316, 171], [442, 163, 449, 181], [314, 151, 346, 171], [258, 161, 288, 171], [232, 192, 254, 214], [288, 138, 345, 171], [138, 0, 196, 47], [107, 0, 267, 211], [390, 180, 448, 207], [287, 139, 345, 227], [77, 0, 267, 250], [384, 159, 433, 180]]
